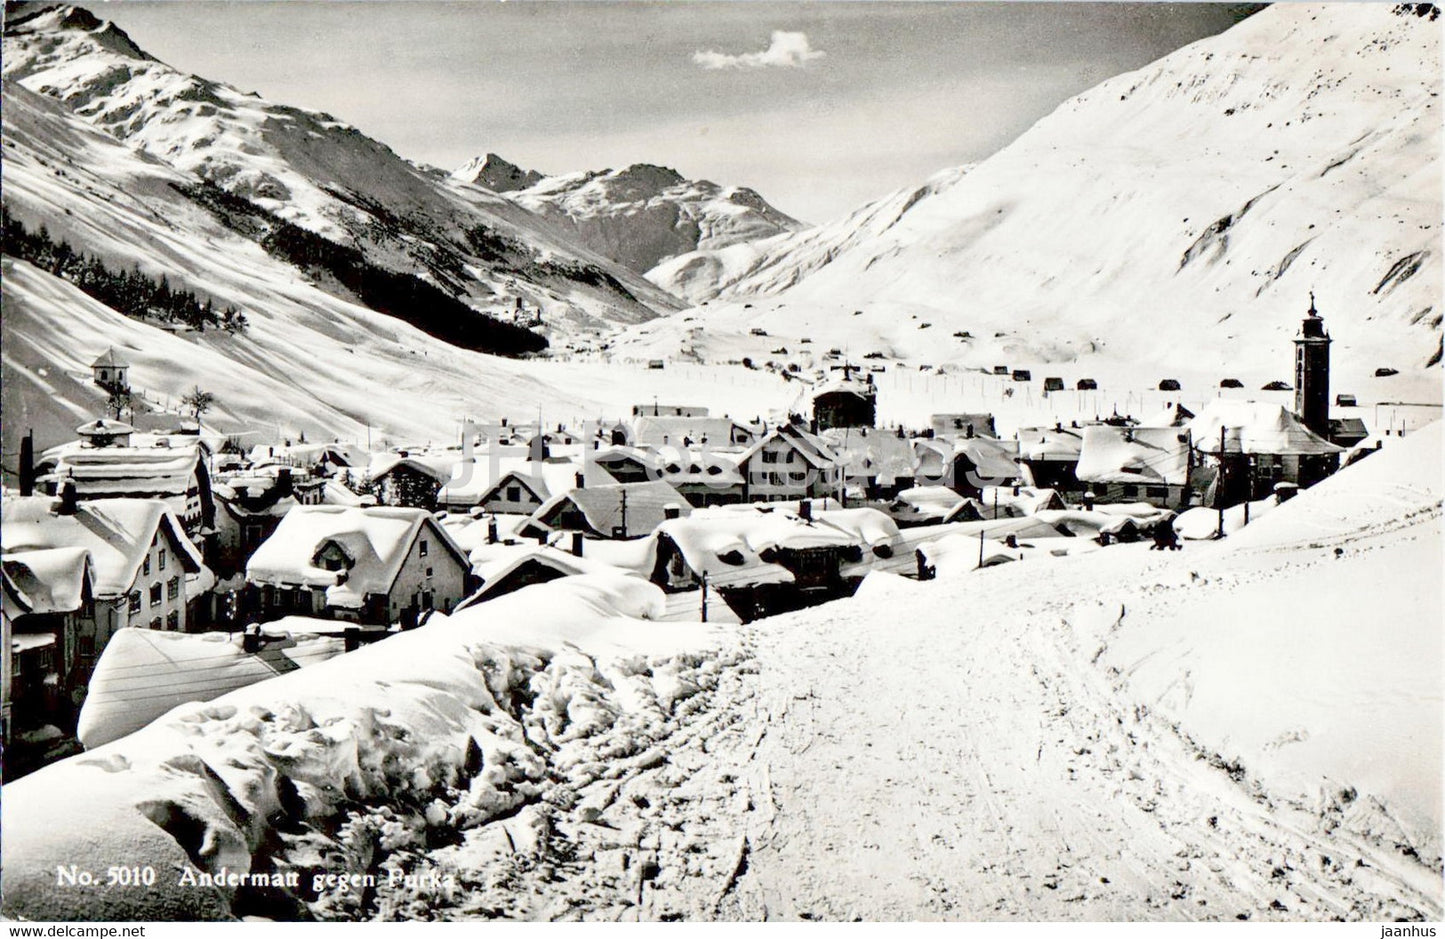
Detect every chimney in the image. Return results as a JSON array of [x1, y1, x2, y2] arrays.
[[663, 502, 682, 520], [275, 466, 293, 496], [55, 478, 78, 516], [575, 471, 585, 489], [18, 430, 34, 497], [487, 517, 499, 544], [242, 624, 263, 654], [965, 424, 974, 439], [798, 499, 813, 521], [571, 531, 584, 557], [343, 627, 361, 653]]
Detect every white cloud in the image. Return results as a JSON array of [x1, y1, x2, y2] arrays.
[[693, 31, 825, 70]]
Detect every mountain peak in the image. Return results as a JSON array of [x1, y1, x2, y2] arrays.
[[452, 152, 544, 193], [3, 3, 151, 59], [612, 163, 687, 187]]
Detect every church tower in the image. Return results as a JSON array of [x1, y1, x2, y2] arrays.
[[1293, 293, 1331, 438]]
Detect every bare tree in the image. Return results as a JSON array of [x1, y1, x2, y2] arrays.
[[180, 386, 216, 431], [105, 387, 133, 421]]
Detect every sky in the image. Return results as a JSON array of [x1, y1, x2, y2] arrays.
[[95, 2, 1263, 223]]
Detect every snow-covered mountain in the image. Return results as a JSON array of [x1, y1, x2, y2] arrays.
[[483, 161, 803, 275], [638, 3, 1441, 382], [2, 3, 681, 335], [452, 153, 544, 194], [0, 73, 788, 458]]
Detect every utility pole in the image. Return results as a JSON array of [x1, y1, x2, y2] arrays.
[[619, 488, 628, 538], [1216, 424, 1227, 539], [700, 572, 709, 622]]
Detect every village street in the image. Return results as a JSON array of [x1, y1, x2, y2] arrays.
[[435, 511, 1441, 923]]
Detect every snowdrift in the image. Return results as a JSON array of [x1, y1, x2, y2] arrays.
[[1087, 422, 1443, 864], [1, 573, 736, 921]]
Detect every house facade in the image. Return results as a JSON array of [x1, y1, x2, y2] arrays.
[[245, 506, 472, 626]]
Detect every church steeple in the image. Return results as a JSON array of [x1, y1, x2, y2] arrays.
[[1294, 293, 1331, 437]]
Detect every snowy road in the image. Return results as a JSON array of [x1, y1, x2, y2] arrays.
[[455, 519, 1440, 922]]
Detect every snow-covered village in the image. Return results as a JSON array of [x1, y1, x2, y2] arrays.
[[0, 0, 1441, 926]]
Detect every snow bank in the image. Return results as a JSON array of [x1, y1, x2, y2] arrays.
[[1088, 421, 1443, 860], [2, 573, 736, 921]]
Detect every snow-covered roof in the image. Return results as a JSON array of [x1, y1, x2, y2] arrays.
[[1137, 402, 1196, 428], [1187, 400, 1344, 456], [76, 626, 349, 749], [811, 371, 876, 401], [461, 546, 632, 608], [246, 505, 468, 608], [0, 496, 204, 597], [739, 424, 841, 470], [929, 413, 998, 439], [39, 438, 203, 499], [824, 428, 915, 480], [75, 418, 134, 437], [2, 547, 91, 615], [1016, 426, 1084, 461], [248, 442, 366, 469], [1075, 426, 1192, 486], [631, 416, 748, 448], [953, 436, 1023, 480], [90, 347, 128, 368], [654, 445, 746, 487], [367, 451, 460, 484], [527, 480, 691, 538], [656, 510, 853, 587], [442, 457, 609, 506]]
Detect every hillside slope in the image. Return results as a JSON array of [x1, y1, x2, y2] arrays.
[[637, 3, 1441, 384], [3, 3, 680, 335]]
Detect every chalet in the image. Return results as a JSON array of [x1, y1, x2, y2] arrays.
[[1074, 426, 1194, 509], [245, 505, 472, 626], [90, 348, 130, 390], [929, 413, 998, 440], [739, 424, 844, 502], [1042, 377, 1066, 392], [450, 458, 608, 515], [812, 369, 877, 430], [649, 506, 898, 621], [37, 423, 215, 540], [211, 467, 323, 580], [1328, 417, 1370, 448], [457, 547, 619, 609], [1186, 400, 1344, 506], [2, 548, 93, 728], [823, 427, 916, 499], [1, 494, 209, 644], [1016, 425, 1085, 492], [519, 480, 691, 540], [917, 436, 1022, 495], [654, 445, 747, 506], [366, 453, 457, 510]]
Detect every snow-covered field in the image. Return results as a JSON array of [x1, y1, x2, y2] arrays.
[[4, 425, 1438, 922]]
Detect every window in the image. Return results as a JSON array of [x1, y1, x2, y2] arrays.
[[168, 577, 180, 601], [149, 583, 163, 607], [419, 539, 429, 557], [167, 611, 180, 631], [128, 591, 142, 614], [1122, 485, 1139, 498], [507, 485, 521, 501], [159, 548, 167, 571], [785, 449, 797, 464], [149, 617, 162, 631], [425, 567, 434, 578], [143, 555, 151, 576], [1147, 487, 1168, 501], [762, 450, 779, 464], [78, 635, 96, 659]]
